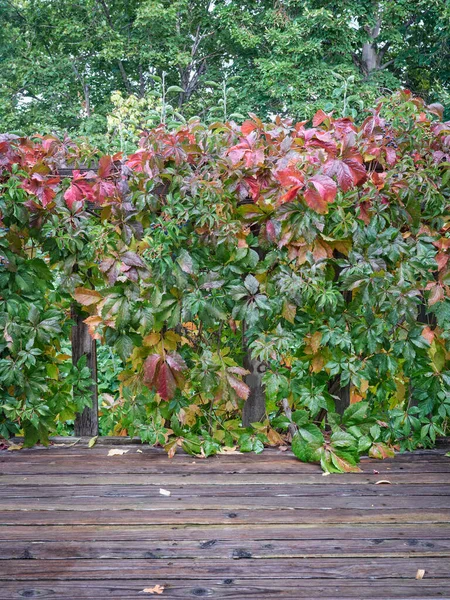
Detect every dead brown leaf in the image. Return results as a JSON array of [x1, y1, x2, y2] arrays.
[[7, 443, 23, 451], [107, 449, 129, 457], [416, 569, 425, 580], [141, 585, 165, 594]]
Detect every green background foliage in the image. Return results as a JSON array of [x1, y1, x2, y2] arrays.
[[0, 0, 449, 137]]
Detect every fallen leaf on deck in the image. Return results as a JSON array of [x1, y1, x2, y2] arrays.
[[7, 443, 23, 451], [141, 585, 165, 594], [107, 449, 129, 456], [159, 488, 171, 496], [136, 449, 143, 453], [375, 480, 391, 485], [416, 569, 425, 580], [445, 452, 450, 457], [218, 446, 240, 454], [88, 436, 98, 448]]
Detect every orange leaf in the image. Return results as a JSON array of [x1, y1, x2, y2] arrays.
[[74, 287, 102, 306]]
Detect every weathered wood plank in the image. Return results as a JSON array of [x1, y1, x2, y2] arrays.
[[1, 557, 449, 580], [3, 483, 449, 499], [2, 537, 450, 560], [2, 472, 450, 486], [1, 494, 449, 511], [2, 523, 448, 542], [1, 508, 449, 526], [1, 579, 449, 600], [2, 455, 450, 475]]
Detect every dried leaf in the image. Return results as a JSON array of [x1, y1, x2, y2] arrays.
[[7, 443, 23, 451], [416, 569, 425, 580], [218, 446, 240, 454], [141, 585, 165, 594], [107, 449, 129, 456]]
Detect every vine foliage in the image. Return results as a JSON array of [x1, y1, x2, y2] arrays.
[[1, 90, 450, 472]]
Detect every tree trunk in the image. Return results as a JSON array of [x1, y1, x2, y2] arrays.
[[242, 351, 267, 427], [329, 376, 350, 415], [71, 304, 98, 436]]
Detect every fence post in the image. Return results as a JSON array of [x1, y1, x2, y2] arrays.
[[71, 303, 98, 436]]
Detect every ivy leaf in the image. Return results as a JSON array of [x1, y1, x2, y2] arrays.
[[74, 287, 102, 306], [282, 300, 296, 323], [244, 274, 259, 294], [304, 174, 337, 213], [177, 249, 194, 274], [369, 442, 395, 460], [227, 374, 250, 400], [143, 352, 187, 400]]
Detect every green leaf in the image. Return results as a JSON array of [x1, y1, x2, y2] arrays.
[[166, 86, 185, 94], [244, 274, 259, 295], [88, 436, 98, 448]]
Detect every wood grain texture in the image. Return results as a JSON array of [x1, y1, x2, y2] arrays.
[[0, 443, 449, 599]]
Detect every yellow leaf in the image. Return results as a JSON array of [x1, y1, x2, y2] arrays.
[[282, 301, 296, 324], [88, 436, 98, 448], [310, 331, 322, 354], [7, 443, 23, 451], [143, 332, 161, 347], [163, 330, 180, 350], [310, 354, 325, 373]]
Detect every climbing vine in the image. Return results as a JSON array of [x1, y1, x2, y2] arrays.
[[1, 90, 450, 471]]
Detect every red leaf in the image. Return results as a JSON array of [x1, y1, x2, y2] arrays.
[[427, 103, 444, 119], [304, 174, 337, 214], [266, 220, 277, 243], [157, 362, 177, 400], [64, 171, 95, 210], [275, 168, 305, 205], [227, 374, 250, 400], [98, 155, 113, 178], [312, 109, 331, 127], [241, 120, 257, 136], [143, 354, 161, 384], [436, 253, 449, 271], [428, 284, 444, 306], [166, 352, 187, 372], [275, 167, 304, 188], [324, 152, 367, 192]]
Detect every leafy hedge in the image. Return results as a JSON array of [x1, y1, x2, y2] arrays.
[[1, 90, 450, 471]]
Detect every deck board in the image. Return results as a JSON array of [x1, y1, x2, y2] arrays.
[[1, 443, 450, 599]]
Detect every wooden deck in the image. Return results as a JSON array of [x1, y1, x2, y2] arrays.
[[1, 442, 450, 599]]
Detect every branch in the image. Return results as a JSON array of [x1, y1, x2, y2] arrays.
[[281, 398, 298, 439], [95, 0, 132, 93]]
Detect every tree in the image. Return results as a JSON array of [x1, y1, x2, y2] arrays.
[[0, 0, 448, 136]]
